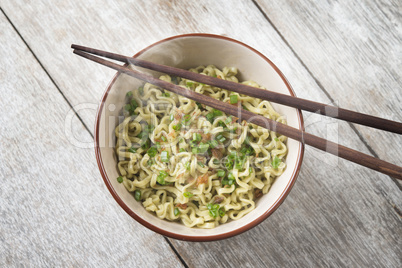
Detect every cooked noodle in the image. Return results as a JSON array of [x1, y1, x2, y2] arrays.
[[115, 65, 287, 228]]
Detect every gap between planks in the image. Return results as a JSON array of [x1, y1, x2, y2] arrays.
[[0, 7, 189, 267], [250, 0, 402, 194]]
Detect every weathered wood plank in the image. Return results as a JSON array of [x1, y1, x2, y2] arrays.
[[1, 0, 401, 267], [0, 12, 183, 267], [255, 0, 402, 169]]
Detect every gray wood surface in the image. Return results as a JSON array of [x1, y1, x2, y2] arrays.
[[1, 0, 401, 267], [0, 10, 182, 268]]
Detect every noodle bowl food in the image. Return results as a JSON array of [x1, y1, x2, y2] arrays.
[[115, 65, 288, 228], [95, 34, 304, 241]]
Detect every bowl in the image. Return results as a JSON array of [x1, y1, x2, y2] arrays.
[[95, 33, 304, 241]]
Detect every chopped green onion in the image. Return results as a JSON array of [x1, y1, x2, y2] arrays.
[[147, 159, 154, 166], [196, 102, 203, 109], [161, 136, 167, 142], [207, 203, 220, 218], [161, 151, 169, 162], [155, 142, 161, 151], [126, 91, 133, 97], [228, 173, 235, 181], [213, 109, 223, 116], [138, 86, 144, 95], [209, 139, 219, 149], [141, 139, 150, 150], [272, 156, 281, 169], [217, 170, 225, 177], [137, 130, 148, 139], [128, 147, 137, 154], [147, 147, 158, 157], [197, 161, 205, 167], [124, 104, 131, 111], [134, 190, 141, 201], [230, 95, 238, 104], [186, 81, 194, 87], [218, 207, 225, 217], [229, 151, 238, 159], [157, 171, 169, 185], [172, 124, 182, 131], [192, 147, 199, 154], [224, 159, 233, 170], [174, 207, 180, 216], [183, 192, 193, 198], [249, 167, 253, 175], [198, 143, 210, 153], [170, 114, 174, 121], [183, 114, 191, 121], [185, 162, 190, 170], [216, 134, 226, 143], [206, 112, 215, 123], [213, 159, 220, 165], [244, 136, 251, 145], [274, 137, 279, 142], [225, 116, 232, 124], [159, 170, 169, 177], [117, 176, 123, 183], [179, 148, 186, 153], [130, 99, 138, 109], [193, 133, 202, 142], [163, 92, 170, 97], [218, 121, 226, 128]]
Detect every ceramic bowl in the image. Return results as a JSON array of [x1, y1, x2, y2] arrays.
[[95, 33, 304, 241]]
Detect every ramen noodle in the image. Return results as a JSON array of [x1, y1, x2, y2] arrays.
[[115, 65, 287, 228]]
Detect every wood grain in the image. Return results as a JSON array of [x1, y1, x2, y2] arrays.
[[255, 0, 402, 172], [1, 0, 401, 267], [0, 12, 183, 268]]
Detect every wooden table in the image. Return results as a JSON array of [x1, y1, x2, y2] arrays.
[[1, 1, 401, 267]]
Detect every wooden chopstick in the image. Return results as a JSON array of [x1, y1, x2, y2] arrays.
[[71, 46, 402, 180], [71, 44, 402, 135]]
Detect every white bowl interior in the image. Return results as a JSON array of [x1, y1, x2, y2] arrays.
[[97, 35, 303, 238]]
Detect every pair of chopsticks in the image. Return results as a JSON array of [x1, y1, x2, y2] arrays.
[[71, 44, 402, 180]]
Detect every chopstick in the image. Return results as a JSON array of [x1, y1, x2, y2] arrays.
[[71, 44, 402, 135], [71, 45, 402, 180]]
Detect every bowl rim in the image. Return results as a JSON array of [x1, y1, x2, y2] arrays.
[[94, 33, 305, 241]]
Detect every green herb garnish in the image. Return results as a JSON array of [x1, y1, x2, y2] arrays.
[[157, 171, 169, 185], [172, 124, 182, 131], [193, 133, 202, 142], [217, 170, 225, 177], [183, 192, 193, 198], [174, 207, 180, 216], [207, 203, 224, 218], [271, 156, 281, 169], [138, 86, 144, 95], [230, 95, 238, 104], [147, 147, 158, 157], [117, 176, 123, 183], [161, 151, 169, 162], [185, 162, 190, 170], [134, 190, 141, 201]]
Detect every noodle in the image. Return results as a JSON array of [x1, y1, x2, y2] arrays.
[[115, 65, 287, 228]]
